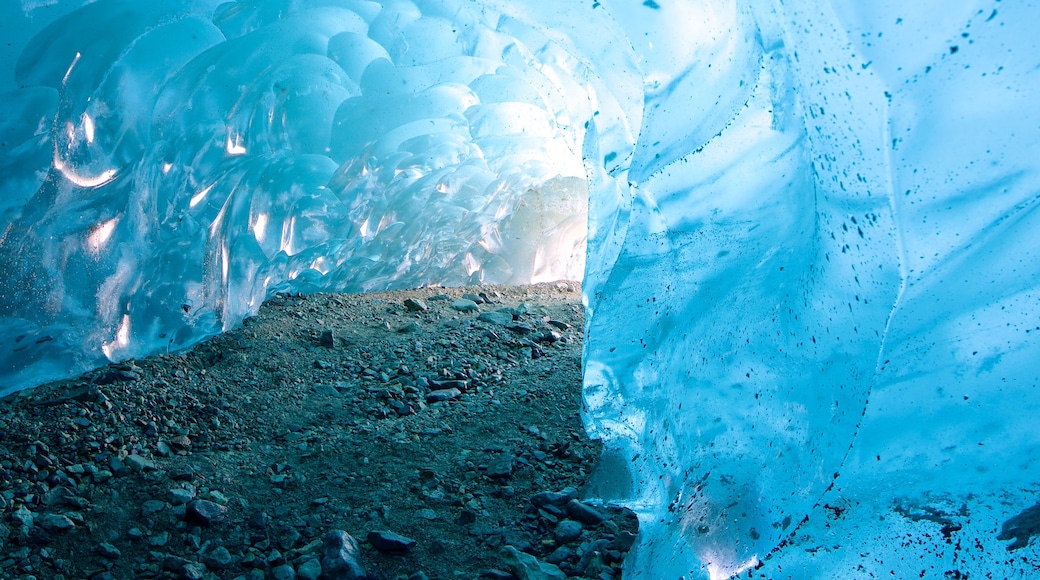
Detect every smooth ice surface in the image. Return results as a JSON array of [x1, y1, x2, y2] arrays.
[[2, 0, 1039, 578]]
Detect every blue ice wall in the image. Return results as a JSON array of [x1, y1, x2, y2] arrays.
[[2, 0, 1039, 578]]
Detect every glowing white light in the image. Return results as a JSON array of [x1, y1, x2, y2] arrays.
[[101, 314, 131, 359], [463, 252, 480, 275], [252, 213, 269, 243], [81, 112, 95, 144], [52, 157, 117, 187], [189, 183, 214, 208], [62, 51, 81, 85], [225, 132, 247, 155], [162, 163, 173, 174], [86, 217, 119, 256]]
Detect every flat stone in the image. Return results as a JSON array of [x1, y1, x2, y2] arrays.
[[530, 488, 578, 508], [321, 530, 366, 580], [202, 546, 233, 569], [426, 388, 461, 404], [565, 499, 605, 525], [125, 454, 157, 472], [478, 311, 514, 326], [367, 530, 416, 552]]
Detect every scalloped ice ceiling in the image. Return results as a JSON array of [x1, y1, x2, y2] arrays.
[[1, 0, 1039, 577]]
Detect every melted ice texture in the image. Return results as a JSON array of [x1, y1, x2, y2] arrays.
[[2, 0, 1039, 578]]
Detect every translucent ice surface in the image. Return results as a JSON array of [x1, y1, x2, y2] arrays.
[[2, 0, 1039, 578]]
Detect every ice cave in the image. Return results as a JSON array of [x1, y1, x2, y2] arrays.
[[1, 0, 1039, 577]]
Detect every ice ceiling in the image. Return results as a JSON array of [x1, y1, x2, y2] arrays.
[[2, 0, 1039, 578]]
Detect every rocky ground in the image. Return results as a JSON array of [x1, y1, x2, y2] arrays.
[[0, 283, 637, 580]]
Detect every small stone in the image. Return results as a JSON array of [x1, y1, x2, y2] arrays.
[[545, 546, 574, 565], [426, 388, 461, 404], [171, 435, 192, 449], [321, 530, 366, 580], [417, 509, 438, 521], [186, 499, 227, 526], [462, 293, 484, 304], [553, 519, 583, 544], [486, 456, 513, 480], [530, 488, 578, 508], [141, 500, 166, 516], [167, 488, 196, 506], [38, 513, 75, 532], [565, 499, 605, 525], [368, 530, 416, 553], [93, 470, 113, 483], [451, 299, 479, 313], [96, 542, 121, 559], [125, 454, 157, 472], [403, 298, 428, 312], [319, 330, 335, 347], [297, 558, 322, 580], [202, 546, 232, 569]]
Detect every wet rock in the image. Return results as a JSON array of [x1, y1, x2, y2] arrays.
[[530, 488, 577, 508], [321, 530, 366, 580], [186, 499, 226, 526], [499, 545, 566, 580], [368, 530, 417, 552], [565, 499, 605, 525], [553, 519, 583, 543]]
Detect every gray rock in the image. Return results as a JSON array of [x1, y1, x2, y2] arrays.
[[319, 330, 335, 347], [545, 545, 573, 565], [321, 530, 366, 580], [96, 542, 121, 559], [167, 488, 196, 506], [368, 530, 416, 552], [202, 546, 233, 569], [271, 564, 296, 580], [186, 499, 227, 526], [451, 299, 479, 312], [11, 505, 34, 527], [530, 488, 577, 508], [553, 519, 583, 543], [486, 456, 513, 479], [296, 558, 322, 580], [565, 499, 605, 525], [38, 513, 75, 531], [462, 293, 484, 304], [403, 298, 428, 312], [499, 545, 566, 580]]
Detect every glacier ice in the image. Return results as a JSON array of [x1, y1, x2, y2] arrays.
[[2, 0, 1039, 578]]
